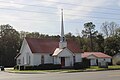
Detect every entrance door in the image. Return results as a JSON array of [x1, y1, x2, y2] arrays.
[[61, 57, 65, 67]]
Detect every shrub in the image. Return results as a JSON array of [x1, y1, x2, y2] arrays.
[[74, 62, 83, 69], [14, 64, 61, 70], [14, 65, 18, 70], [74, 59, 90, 69], [98, 62, 108, 68], [14, 65, 24, 70], [25, 66, 35, 70], [116, 61, 120, 65], [38, 64, 61, 70]]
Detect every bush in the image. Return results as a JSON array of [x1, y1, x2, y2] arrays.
[[98, 62, 108, 68], [74, 59, 90, 69], [25, 66, 35, 70], [14, 65, 18, 70], [74, 62, 83, 69], [14, 65, 24, 70], [116, 61, 120, 65], [14, 64, 61, 70], [108, 62, 112, 65], [38, 64, 61, 70]]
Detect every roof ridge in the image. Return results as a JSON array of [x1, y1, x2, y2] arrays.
[[25, 37, 82, 53], [25, 37, 59, 40]]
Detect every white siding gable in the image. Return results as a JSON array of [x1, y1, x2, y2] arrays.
[[58, 48, 74, 57], [17, 39, 33, 66]]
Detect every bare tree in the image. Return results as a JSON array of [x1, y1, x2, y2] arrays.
[[101, 22, 119, 37], [101, 22, 109, 37]]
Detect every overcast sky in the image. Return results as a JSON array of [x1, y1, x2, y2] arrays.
[[0, 0, 120, 35]]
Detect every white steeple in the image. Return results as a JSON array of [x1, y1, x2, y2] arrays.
[[60, 9, 66, 42], [59, 9, 67, 49]]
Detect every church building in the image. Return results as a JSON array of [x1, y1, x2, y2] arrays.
[[16, 9, 82, 67]]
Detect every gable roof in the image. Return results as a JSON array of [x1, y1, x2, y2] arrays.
[[52, 48, 63, 56], [52, 48, 74, 56], [15, 53, 21, 59], [82, 52, 112, 58], [25, 38, 82, 53]]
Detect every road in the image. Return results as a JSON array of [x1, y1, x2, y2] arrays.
[[0, 70, 120, 80]]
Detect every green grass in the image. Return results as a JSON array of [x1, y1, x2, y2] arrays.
[[6, 65, 120, 73], [108, 65, 120, 69], [86, 65, 120, 70], [86, 66, 105, 70]]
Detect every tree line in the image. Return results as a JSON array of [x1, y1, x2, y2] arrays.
[[0, 22, 120, 67]]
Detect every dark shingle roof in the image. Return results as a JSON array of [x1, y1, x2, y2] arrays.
[[26, 38, 82, 54]]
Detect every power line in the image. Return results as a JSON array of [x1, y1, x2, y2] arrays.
[[0, 1, 120, 16], [0, 16, 114, 25], [39, 0, 120, 11], [66, 14, 120, 21], [0, 7, 120, 21], [0, 7, 57, 14], [0, 1, 57, 9], [66, 9, 120, 16]]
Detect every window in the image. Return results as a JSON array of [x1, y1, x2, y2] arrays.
[[28, 56, 31, 64], [41, 55, 44, 64], [23, 57, 24, 64], [63, 37, 65, 41], [73, 56, 75, 63], [17, 59, 21, 65], [26, 53, 30, 65], [96, 59, 98, 65]]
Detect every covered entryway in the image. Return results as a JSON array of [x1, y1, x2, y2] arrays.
[[52, 48, 74, 67]]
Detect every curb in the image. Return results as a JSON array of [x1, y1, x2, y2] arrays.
[[5, 71, 47, 74], [5, 68, 120, 74], [64, 69, 120, 73]]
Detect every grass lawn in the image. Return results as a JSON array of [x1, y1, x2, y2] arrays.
[[5, 65, 120, 73], [86, 65, 120, 70], [86, 66, 105, 70], [108, 65, 120, 69]]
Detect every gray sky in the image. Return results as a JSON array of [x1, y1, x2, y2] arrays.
[[0, 0, 120, 35]]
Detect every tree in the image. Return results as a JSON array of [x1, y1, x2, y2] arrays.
[[65, 32, 72, 38], [0, 24, 20, 66], [65, 32, 75, 40], [94, 34, 104, 52], [19, 31, 27, 39], [82, 22, 98, 51], [101, 22, 120, 56], [115, 27, 120, 36], [101, 22, 119, 37], [26, 32, 40, 38], [104, 36, 120, 56]]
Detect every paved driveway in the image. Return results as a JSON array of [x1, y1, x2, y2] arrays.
[[0, 70, 120, 80]]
